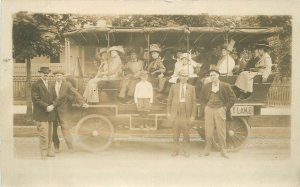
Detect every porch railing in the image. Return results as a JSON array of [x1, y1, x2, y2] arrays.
[[266, 77, 291, 107], [14, 63, 66, 76]]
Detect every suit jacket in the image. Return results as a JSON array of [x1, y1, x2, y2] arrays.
[[31, 79, 55, 122], [51, 80, 85, 123], [167, 83, 197, 119], [199, 81, 237, 118]]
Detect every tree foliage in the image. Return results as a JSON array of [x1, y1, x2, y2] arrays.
[[13, 13, 292, 76], [13, 12, 98, 60]]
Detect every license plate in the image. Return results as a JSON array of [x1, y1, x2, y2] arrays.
[[230, 105, 254, 116]]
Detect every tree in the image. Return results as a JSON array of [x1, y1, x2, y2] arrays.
[[13, 12, 97, 122], [240, 15, 292, 76]]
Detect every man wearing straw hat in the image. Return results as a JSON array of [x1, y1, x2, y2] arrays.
[[167, 71, 196, 157], [31, 67, 56, 160]]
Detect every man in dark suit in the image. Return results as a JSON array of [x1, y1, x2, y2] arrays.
[[31, 67, 56, 160], [51, 70, 88, 153], [199, 67, 237, 158], [167, 71, 197, 157]]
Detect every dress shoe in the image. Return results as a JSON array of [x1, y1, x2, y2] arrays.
[[68, 148, 74, 153], [183, 152, 190, 157], [47, 153, 55, 157], [221, 152, 230, 159], [199, 152, 210, 157], [41, 155, 48, 160], [125, 99, 134, 104], [171, 151, 179, 157]]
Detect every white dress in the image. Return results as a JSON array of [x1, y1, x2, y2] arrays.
[[235, 53, 272, 92]]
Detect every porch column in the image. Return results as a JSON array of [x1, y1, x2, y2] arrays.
[[65, 38, 71, 74]]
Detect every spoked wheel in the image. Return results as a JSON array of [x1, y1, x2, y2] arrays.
[[196, 117, 250, 152], [225, 117, 250, 152], [75, 114, 114, 152]]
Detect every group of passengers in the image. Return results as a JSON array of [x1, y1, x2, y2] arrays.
[[83, 40, 273, 104]]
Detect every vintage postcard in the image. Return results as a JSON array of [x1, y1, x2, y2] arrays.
[[1, 0, 300, 186]]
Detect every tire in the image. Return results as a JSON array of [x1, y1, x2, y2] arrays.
[[75, 114, 114, 152], [225, 117, 250, 152]]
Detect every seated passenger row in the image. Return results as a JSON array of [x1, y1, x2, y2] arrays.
[[83, 41, 273, 104]]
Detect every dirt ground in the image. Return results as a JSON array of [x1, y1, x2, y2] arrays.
[[3, 136, 299, 187]]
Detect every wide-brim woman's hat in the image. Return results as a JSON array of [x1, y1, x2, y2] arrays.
[[38, 67, 51, 74], [108, 46, 125, 54], [180, 53, 190, 60], [149, 44, 161, 53], [99, 47, 108, 55], [255, 41, 271, 49]]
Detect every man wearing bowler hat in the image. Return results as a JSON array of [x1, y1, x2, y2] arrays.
[[199, 67, 236, 158], [51, 70, 88, 153], [31, 67, 56, 159]]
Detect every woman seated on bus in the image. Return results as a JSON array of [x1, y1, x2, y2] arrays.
[[93, 48, 109, 76], [169, 52, 198, 84], [157, 52, 200, 104], [83, 46, 124, 103], [147, 44, 166, 85], [216, 44, 236, 76], [118, 50, 144, 104], [157, 47, 176, 93], [234, 41, 272, 100]]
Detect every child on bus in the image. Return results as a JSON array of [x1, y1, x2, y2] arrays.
[[134, 71, 153, 129]]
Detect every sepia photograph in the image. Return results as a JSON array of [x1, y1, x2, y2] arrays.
[[1, 0, 300, 186]]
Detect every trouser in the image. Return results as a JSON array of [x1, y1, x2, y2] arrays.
[[204, 106, 227, 153], [35, 121, 54, 156], [139, 111, 149, 127], [119, 78, 139, 98], [53, 120, 60, 148], [173, 103, 190, 152], [53, 117, 73, 150]]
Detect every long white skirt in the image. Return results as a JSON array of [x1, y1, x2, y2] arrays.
[[83, 78, 102, 103], [235, 71, 258, 93]]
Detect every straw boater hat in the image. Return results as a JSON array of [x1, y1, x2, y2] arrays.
[[38, 67, 51, 74], [108, 46, 125, 54], [149, 44, 161, 53], [255, 40, 271, 49], [53, 70, 65, 75], [178, 70, 189, 77], [208, 67, 220, 75]]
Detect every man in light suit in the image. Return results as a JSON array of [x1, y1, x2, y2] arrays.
[[31, 67, 56, 160], [167, 71, 197, 157], [199, 67, 237, 159], [51, 70, 88, 153]]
